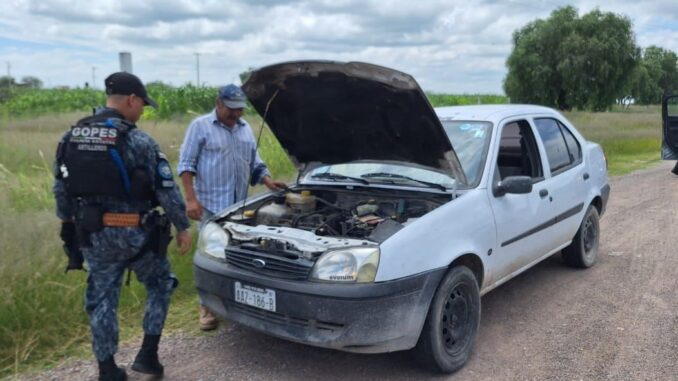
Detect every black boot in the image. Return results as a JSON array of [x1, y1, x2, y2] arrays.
[[98, 356, 127, 381], [131, 334, 164, 376]]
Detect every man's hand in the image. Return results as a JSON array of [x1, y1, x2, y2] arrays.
[[180, 172, 202, 220], [262, 176, 287, 191], [186, 197, 203, 221], [176, 230, 192, 255]]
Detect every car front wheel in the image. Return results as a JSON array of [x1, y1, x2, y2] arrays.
[[414, 265, 480, 373], [562, 205, 600, 268]]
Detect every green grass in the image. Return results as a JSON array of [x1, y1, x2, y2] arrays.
[[0, 103, 664, 378], [0, 112, 295, 378], [564, 106, 662, 175]]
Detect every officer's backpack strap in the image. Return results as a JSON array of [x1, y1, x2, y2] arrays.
[[54, 131, 71, 180]]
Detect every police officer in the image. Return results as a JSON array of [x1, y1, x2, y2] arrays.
[[53, 72, 192, 381]]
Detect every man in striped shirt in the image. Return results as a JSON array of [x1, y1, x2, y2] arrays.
[[178, 84, 286, 330]]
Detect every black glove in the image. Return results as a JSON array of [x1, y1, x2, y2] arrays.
[[60, 222, 84, 272]]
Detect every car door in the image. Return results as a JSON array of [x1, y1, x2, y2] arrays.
[[532, 117, 589, 248], [662, 95, 678, 160], [487, 119, 559, 284]]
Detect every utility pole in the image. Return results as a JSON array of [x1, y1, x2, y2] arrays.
[[194, 53, 200, 87], [92, 66, 96, 88], [6, 61, 11, 90]]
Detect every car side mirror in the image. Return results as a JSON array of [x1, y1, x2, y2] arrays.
[[494, 176, 533, 197]]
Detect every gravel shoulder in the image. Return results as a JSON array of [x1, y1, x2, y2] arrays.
[[19, 162, 678, 381]]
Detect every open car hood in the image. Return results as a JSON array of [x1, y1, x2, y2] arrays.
[[242, 60, 466, 184]]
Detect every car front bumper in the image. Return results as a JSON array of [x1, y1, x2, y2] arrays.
[[193, 253, 445, 353]]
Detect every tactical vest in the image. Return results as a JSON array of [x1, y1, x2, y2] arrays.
[[56, 112, 155, 202]]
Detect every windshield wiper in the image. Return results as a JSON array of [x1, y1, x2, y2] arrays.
[[361, 172, 448, 191], [311, 172, 370, 185]]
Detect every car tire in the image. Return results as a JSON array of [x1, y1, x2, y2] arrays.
[[413, 265, 480, 373], [562, 205, 600, 268]]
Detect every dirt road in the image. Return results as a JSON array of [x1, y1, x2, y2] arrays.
[[29, 162, 678, 381]]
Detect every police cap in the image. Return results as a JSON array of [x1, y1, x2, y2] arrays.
[[104, 72, 158, 109]]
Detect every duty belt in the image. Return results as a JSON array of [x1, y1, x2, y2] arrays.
[[102, 212, 141, 227]]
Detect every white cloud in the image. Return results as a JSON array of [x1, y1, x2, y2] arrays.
[[0, 0, 677, 93]]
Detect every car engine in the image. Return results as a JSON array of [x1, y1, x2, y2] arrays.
[[223, 188, 450, 242]]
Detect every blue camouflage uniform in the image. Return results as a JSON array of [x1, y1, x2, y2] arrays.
[[53, 107, 190, 362]]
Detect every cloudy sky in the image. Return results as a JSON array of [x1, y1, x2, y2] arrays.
[[1, 0, 677, 93]]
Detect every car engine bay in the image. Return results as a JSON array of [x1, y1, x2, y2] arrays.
[[221, 188, 451, 243]]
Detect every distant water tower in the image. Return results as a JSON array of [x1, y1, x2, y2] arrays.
[[119, 52, 133, 73]]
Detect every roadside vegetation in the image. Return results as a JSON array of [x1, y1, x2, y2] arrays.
[[0, 97, 661, 378], [0, 112, 293, 378], [565, 105, 661, 175], [0, 85, 510, 120], [505, 6, 678, 111], [0, 5, 670, 380]]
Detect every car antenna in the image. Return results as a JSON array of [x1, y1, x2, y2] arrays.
[[243, 89, 280, 211]]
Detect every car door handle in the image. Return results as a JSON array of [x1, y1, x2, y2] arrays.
[[539, 189, 549, 198], [583, 172, 590, 180]]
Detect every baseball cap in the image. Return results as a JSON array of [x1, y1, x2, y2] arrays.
[[104, 72, 158, 108], [218, 84, 247, 109]]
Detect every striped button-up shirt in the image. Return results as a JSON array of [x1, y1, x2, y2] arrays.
[[177, 110, 270, 214]]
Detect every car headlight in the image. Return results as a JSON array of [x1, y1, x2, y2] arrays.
[[197, 222, 230, 259], [310, 247, 380, 283]]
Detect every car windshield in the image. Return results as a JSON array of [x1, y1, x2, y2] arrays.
[[303, 121, 492, 189], [305, 162, 456, 189], [441, 120, 493, 186]]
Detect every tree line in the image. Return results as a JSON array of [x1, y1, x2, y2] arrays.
[[5, 7, 676, 114], [504, 6, 678, 111], [0, 75, 44, 102]]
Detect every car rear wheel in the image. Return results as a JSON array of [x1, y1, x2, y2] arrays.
[[562, 205, 600, 268], [413, 265, 480, 373]]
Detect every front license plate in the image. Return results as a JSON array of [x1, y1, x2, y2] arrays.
[[234, 282, 276, 312]]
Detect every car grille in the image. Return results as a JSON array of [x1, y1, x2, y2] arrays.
[[225, 246, 314, 280], [227, 301, 344, 332]]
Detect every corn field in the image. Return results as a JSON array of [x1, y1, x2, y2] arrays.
[[0, 86, 508, 120]]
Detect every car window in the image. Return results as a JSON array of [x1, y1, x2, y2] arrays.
[[534, 118, 571, 173], [560, 122, 582, 164], [496, 120, 543, 181], [534, 118, 581, 173], [441, 121, 492, 186]]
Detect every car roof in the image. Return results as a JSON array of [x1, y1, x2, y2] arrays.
[[434, 104, 560, 123]]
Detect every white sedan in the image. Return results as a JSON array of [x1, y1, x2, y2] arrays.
[[193, 61, 610, 373]]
